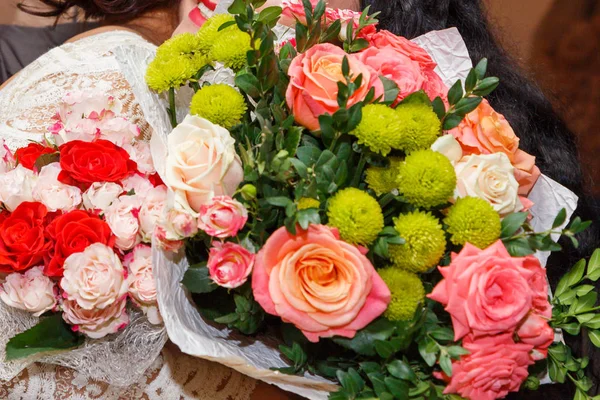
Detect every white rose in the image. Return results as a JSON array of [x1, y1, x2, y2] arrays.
[[124, 244, 162, 324], [97, 116, 140, 148], [61, 243, 129, 310], [83, 182, 123, 212], [139, 186, 167, 242], [165, 115, 243, 214], [32, 163, 82, 212], [62, 298, 129, 339], [431, 134, 463, 164], [0, 139, 15, 173], [105, 195, 142, 251], [123, 141, 155, 175], [0, 267, 56, 317], [0, 165, 37, 211], [121, 174, 154, 198], [454, 153, 524, 216]]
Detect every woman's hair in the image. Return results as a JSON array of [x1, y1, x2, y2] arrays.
[[18, 0, 174, 21], [362, 0, 600, 395]]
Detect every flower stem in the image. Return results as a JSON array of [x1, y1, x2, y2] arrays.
[[351, 153, 367, 188], [168, 87, 177, 128]]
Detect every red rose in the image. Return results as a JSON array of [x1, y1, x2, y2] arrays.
[[15, 143, 56, 171], [0, 202, 53, 273], [58, 139, 137, 189], [45, 210, 115, 277], [148, 172, 164, 187]]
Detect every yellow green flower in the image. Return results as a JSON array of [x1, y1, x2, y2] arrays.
[[389, 211, 446, 273], [156, 33, 203, 59], [365, 157, 403, 196], [145, 55, 195, 93], [197, 14, 237, 55], [397, 149, 456, 209], [327, 188, 384, 245], [393, 103, 442, 152], [190, 84, 247, 129], [445, 197, 502, 249], [351, 104, 403, 156], [297, 198, 320, 210], [378, 268, 425, 321], [209, 30, 253, 71]]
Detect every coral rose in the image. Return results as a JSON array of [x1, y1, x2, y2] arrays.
[[368, 30, 437, 70], [286, 43, 383, 131], [450, 100, 541, 195], [442, 334, 534, 400], [429, 241, 539, 340], [517, 312, 554, 360], [198, 196, 248, 238], [252, 225, 390, 342], [62, 298, 129, 339], [208, 241, 255, 289], [125, 244, 161, 324], [14, 142, 56, 171], [164, 115, 243, 213], [0, 266, 57, 317]]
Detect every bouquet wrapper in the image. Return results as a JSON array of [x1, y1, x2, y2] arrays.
[[153, 26, 579, 399]]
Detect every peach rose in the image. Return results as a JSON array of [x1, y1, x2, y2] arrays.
[[61, 243, 129, 310], [207, 241, 255, 289], [138, 185, 168, 242], [450, 100, 541, 195], [286, 43, 383, 131], [368, 30, 437, 70], [125, 244, 161, 324], [162, 209, 199, 239], [517, 313, 554, 361], [165, 115, 243, 213], [0, 267, 57, 317], [442, 334, 534, 400], [62, 298, 129, 339], [198, 196, 248, 238], [105, 195, 142, 251], [252, 225, 390, 342], [429, 241, 537, 340]]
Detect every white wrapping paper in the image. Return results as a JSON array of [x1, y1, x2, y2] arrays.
[[154, 27, 579, 399]]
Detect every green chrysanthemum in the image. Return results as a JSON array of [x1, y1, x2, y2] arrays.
[[327, 188, 384, 245], [378, 268, 425, 321], [209, 30, 253, 71], [297, 198, 320, 210], [351, 104, 403, 156], [389, 211, 446, 273], [190, 84, 247, 129], [145, 55, 195, 93], [393, 103, 442, 152], [157, 33, 203, 58], [197, 14, 236, 55], [365, 157, 403, 196], [445, 197, 502, 249], [397, 149, 456, 209]]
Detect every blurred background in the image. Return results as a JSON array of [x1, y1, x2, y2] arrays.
[[1, 0, 598, 193]]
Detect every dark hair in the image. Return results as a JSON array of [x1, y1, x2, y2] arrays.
[[18, 0, 175, 21], [362, 0, 600, 396]]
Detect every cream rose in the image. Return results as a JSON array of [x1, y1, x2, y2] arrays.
[[165, 115, 244, 214], [139, 186, 168, 242], [0, 165, 36, 212], [62, 298, 129, 339], [61, 243, 129, 310], [454, 153, 523, 216], [431, 135, 463, 164], [124, 244, 161, 324], [82, 182, 123, 212], [0, 267, 57, 317], [105, 195, 142, 251], [33, 163, 82, 212]]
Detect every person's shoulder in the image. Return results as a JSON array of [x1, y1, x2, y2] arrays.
[[65, 26, 144, 44]]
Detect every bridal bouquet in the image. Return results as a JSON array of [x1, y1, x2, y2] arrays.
[[147, 1, 600, 399], [0, 92, 165, 361]]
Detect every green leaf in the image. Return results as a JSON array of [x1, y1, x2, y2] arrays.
[[182, 265, 217, 294], [257, 6, 282, 22], [297, 208, 320, 230], [453, 96, 482, 116], [337, 370, 359, 397], [431, 97, 446, 120], [447, 346, 470, 359], [504, 237, 535, 257], [584, 314, 600, 329], [574, 292, 597, 313], [556, 259, 587, 297], [334, 318, 395, 356], [235, 73, 261, 98], [552, 208, 567, 229], [384, 377, 409, 399], [284, 126, 303, 157], [33, 152, 60, 172], [589, 330, 600, 348], [5, 314, 84, 361], [380, 76, 399, 105], [297, 146, 322, 165], [447, 80, 464, 106], [386, 360, 417, 383], [214, 313, 239, 324], [442, 114, 463, 131], [399, 91, 431, 107], [474, 58, 488, 80], [500, 212, 528, 238], [267, 196, 293, 207], [465, 69, 478, 92], [217, 20, 237, 31], [439, 353, 453, 377], [418, 337, 438, 367], [374, 340, 397, 359], [472, 77, 500, 97], [228, 0, 246, 14], [587, 248, 600, 281]]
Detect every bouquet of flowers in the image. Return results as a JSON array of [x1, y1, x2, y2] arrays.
[[0, 92, 166, 384], [147, 1, 600, 399]]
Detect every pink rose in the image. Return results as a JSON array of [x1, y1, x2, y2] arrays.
[[521, 256, 551, 318], [207, 241, 254, 289], [429, 241, 537, 340], [62, 298, 129, 339], [0, 267, 57, 317], [0, 139, 15, 173], [442, 334, 534, 400], [280, 0, 317, 26], [286, 43, 383, 131], [450, 100, 541, 195], [138, 185, 168, 242], [368, 30, 437, 70], [82, 182, 123, 212], [198, 196, 248, 238], [61, 243, 129, 310], [166, 209, 198, 238], [105, 195, 142, 251], [517, 313, 554, 360], [32, 163, 82, 212], [125, 244, 161, 324], [122, 174, 155, 198], [123, 141, 155, 175], [325, 9, 376, 41], [252, 225, 390, 342], [153, 225, 184, 252]]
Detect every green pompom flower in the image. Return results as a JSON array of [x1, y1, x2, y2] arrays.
[[445, 197, 502, 249], [378, 268, 425, 321], [397, 149, 456, 209], [365, 157, 403, 196], [190, 84, 247, 129], [209, 30, 253, 71], [327, 188, 384, 245], [351, 104, 403, 156], [157, 33, 202, 58], [197, 14, 236, 55], [393, 103, 442, 152], [297, 198, 321, 210], [389, 211, 446, 273], [145, 55, 195, 93]]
